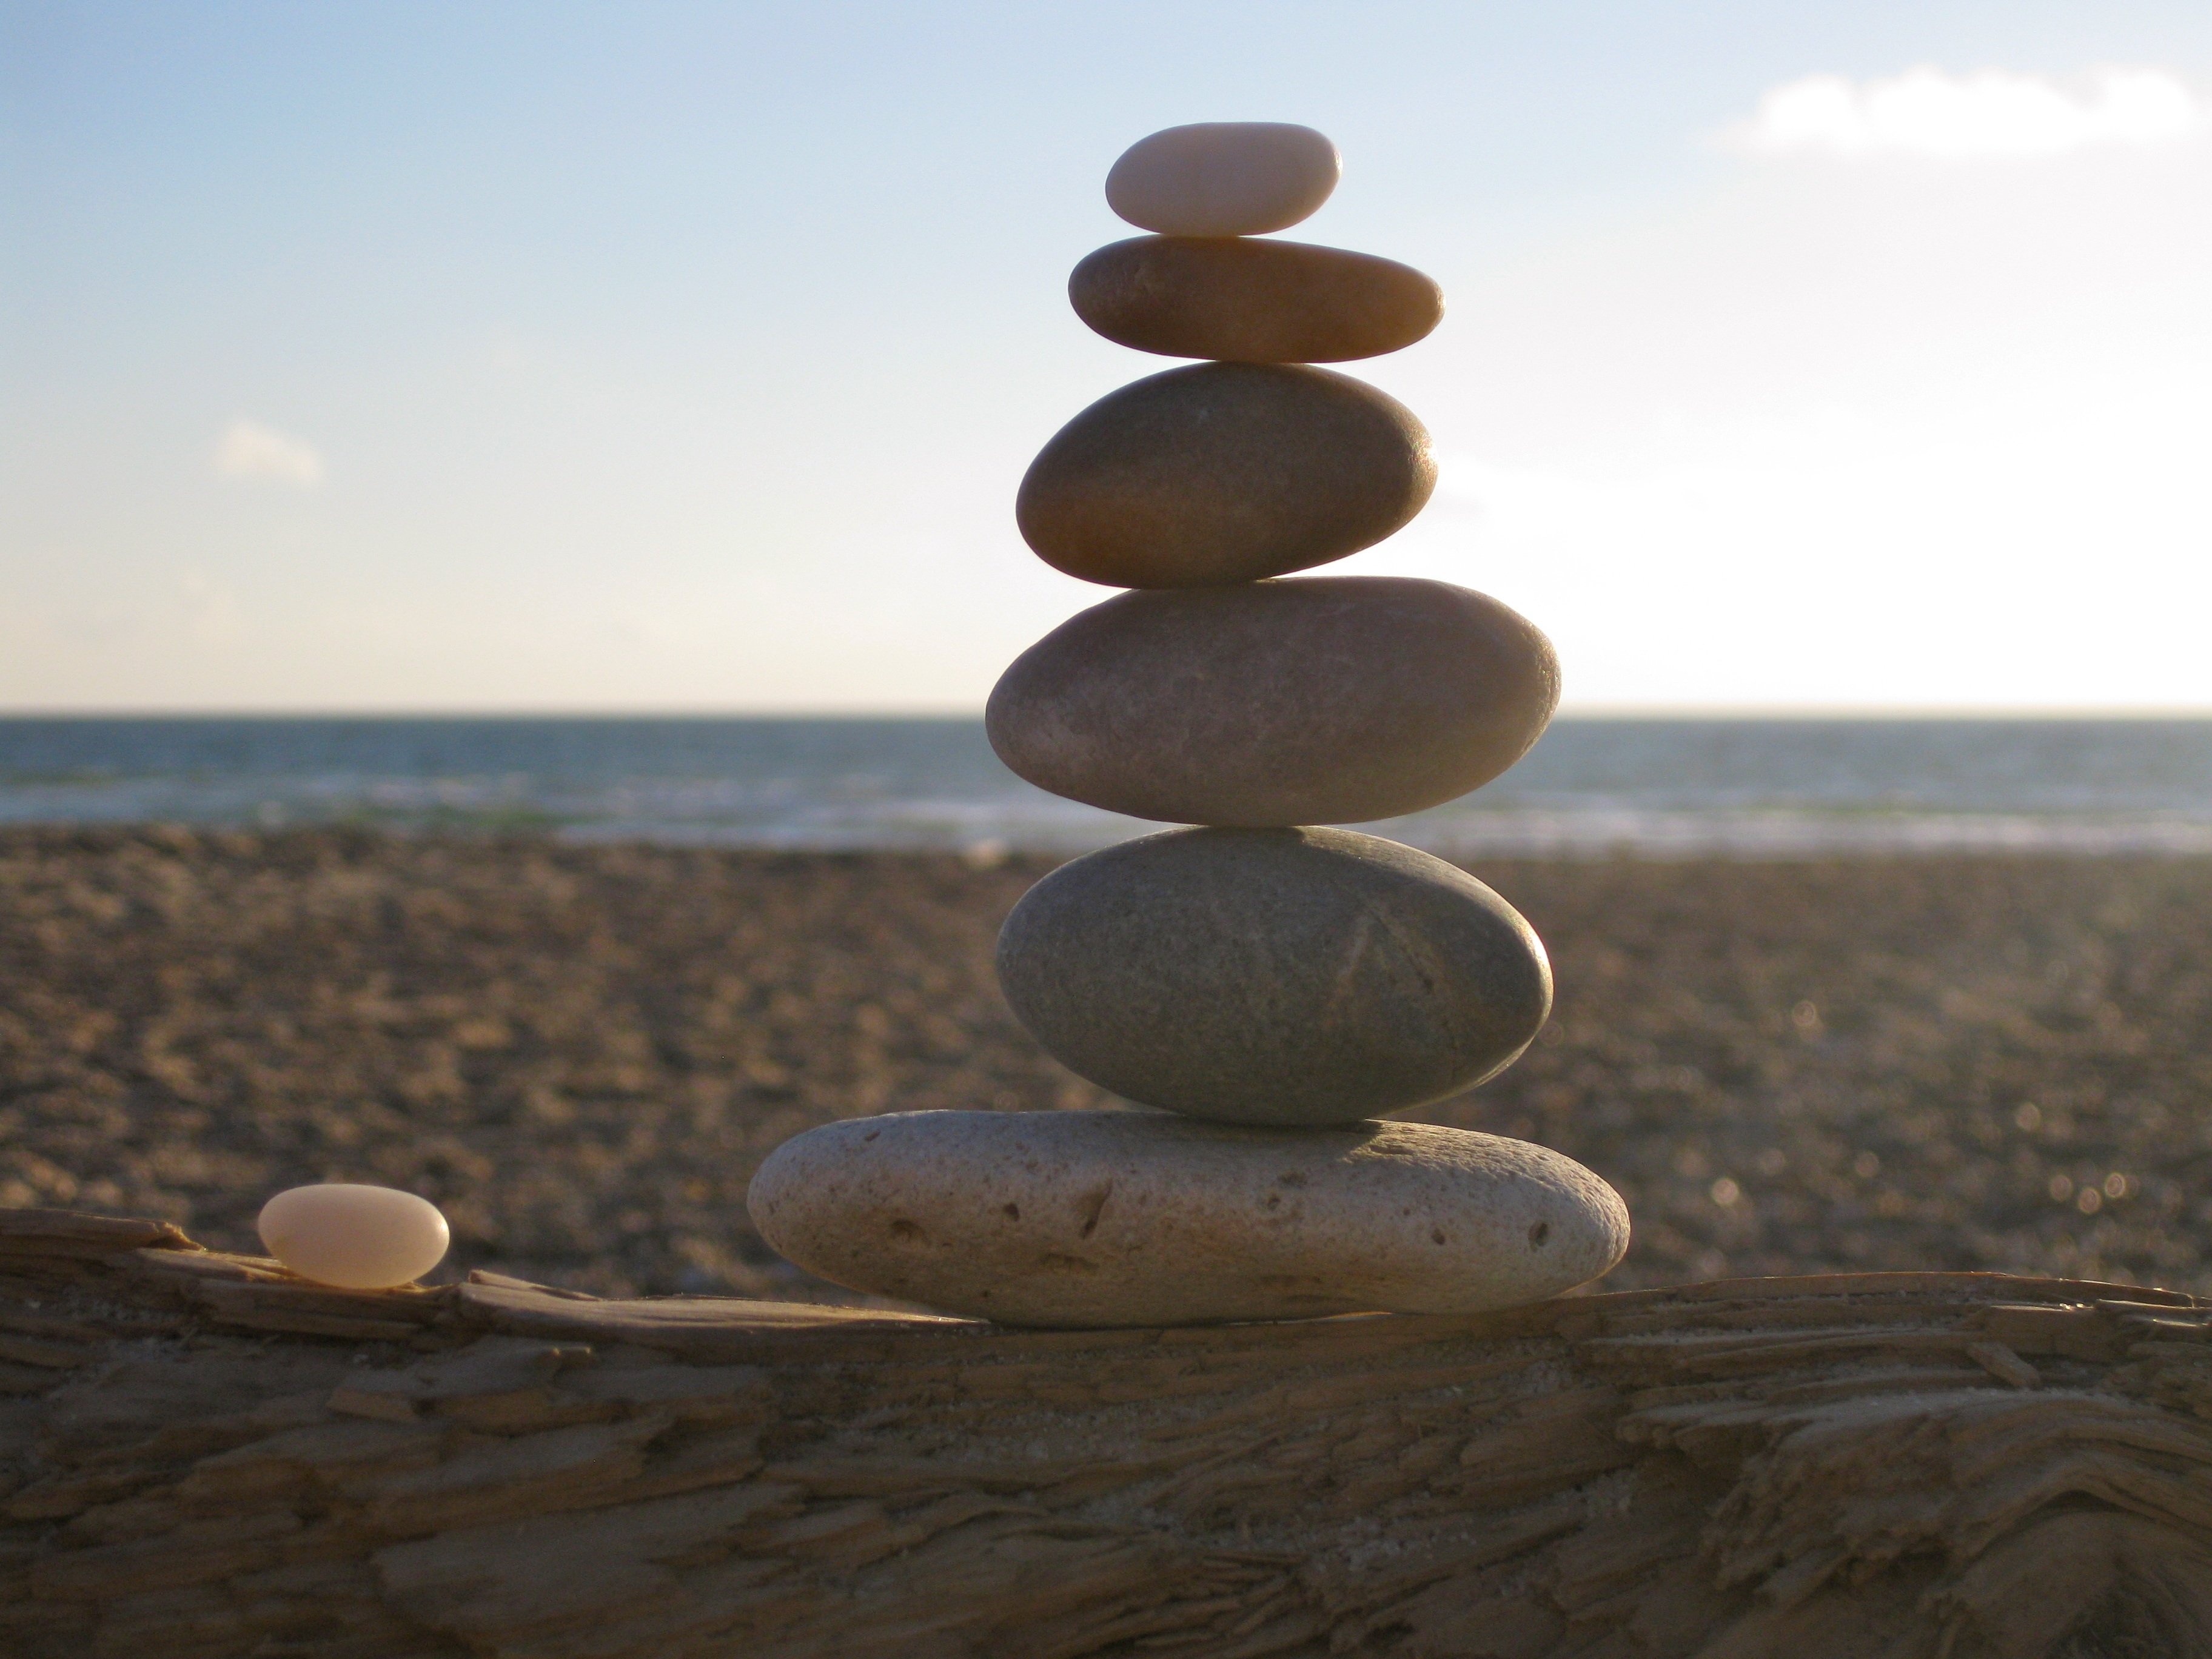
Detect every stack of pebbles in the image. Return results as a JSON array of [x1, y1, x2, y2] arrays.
[[750, 124, 1628, 1328]]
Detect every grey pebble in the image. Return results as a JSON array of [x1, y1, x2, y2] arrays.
[[746, 1109, 1628, 1327], [987, 576, 1558, 827], [995, 826, 1552, 1126]]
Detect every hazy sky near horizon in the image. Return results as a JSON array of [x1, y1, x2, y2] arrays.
[[5, 1, 2211, 713]]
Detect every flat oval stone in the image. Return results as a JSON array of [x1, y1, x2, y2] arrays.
[[1017, 363, 1434, 588], [988, 577, 1558, 826], [996, 827, 1552, 1125], [1105, 122, 1339, 236], [1071, 237, 1443, 363], [258, 1183, 451, 1290], [747, 1110, 1627, 1327]]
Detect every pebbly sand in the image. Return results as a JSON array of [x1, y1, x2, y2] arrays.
[[2, 826, 2208, 1303]]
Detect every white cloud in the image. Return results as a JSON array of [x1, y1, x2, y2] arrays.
[[1723, 65, 2200, 159], [213, 418, 326, 486], [1335, 121, 2212, 710]]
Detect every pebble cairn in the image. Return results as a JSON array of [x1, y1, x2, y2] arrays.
[[749, 124, 1630, 1326]]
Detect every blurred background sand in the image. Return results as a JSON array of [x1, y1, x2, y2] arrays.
[[7, 828, 2204, 1302]]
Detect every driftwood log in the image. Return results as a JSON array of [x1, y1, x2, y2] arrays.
[[1, 1210, 2210, 1657]]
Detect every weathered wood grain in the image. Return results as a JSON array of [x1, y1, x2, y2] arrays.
[[0, 1206, 2205, 1657]]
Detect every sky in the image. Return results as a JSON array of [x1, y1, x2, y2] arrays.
[[4, 0, 2210, 714]]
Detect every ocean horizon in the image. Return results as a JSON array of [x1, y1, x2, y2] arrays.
[[5, 714, 2212, 857]]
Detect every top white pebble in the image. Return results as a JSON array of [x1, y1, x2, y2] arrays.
[[1105, 122, 1341, 237], [258, 1182, 451, 1290]]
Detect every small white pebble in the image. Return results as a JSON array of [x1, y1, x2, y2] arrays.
[[1105, 122, 1340, 236], [258, 1183, 450, 1290]]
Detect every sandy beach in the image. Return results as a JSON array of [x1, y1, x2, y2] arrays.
[[3, 826, 2207, 1302]]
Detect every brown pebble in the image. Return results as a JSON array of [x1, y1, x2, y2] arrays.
[[1016, 362, 1435, 588], [987, 577, 1558, 827], [1071, 236, 1443, 363]]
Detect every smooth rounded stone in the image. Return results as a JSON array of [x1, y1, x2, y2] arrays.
[[987, 577, 1558, 826], [1016, 363, 1433, 588], [746, 1110, 1627, 1327], [1071, 236, 1443, 363], [257, 1184, 450, 1290], [995, 826, 1552, 1125], [1105, 122, 1340, 236]]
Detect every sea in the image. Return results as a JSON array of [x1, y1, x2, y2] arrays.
[[4, 716, 2211, 859]]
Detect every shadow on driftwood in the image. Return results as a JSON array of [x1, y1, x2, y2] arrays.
[[0, 1208, 2208, 1657]]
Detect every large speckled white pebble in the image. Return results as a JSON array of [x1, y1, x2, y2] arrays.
[[1105, 122, 1340, 236], [748, 1110, 1627, 1327], [257, 1184, 451, 1289]]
